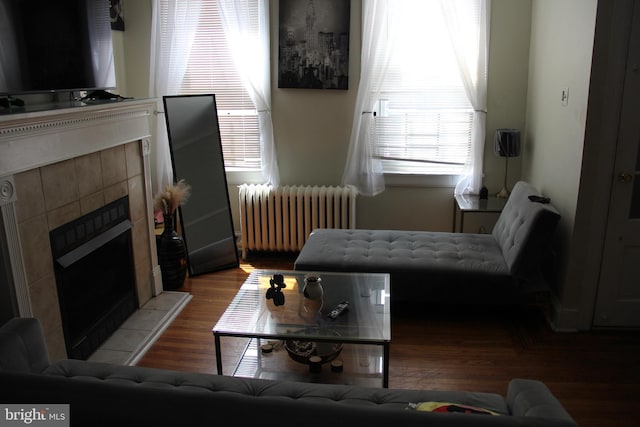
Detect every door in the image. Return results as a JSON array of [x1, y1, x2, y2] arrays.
[[593, 1, 640, 327]]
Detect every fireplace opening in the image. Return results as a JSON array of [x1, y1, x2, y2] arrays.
[[50, 196, 138, 360]]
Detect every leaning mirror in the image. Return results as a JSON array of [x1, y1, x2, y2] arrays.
[[163, 94, 239, 275]]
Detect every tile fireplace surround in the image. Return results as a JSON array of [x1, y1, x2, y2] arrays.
[[0, 99, 162, 361]]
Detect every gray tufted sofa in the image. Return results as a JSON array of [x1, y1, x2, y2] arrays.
[[294, 181, 561, 303], [0, 318, 578, 426]]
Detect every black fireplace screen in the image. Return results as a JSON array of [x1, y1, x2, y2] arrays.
[[50, 196, 138, 360]]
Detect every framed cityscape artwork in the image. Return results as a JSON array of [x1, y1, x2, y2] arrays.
[[278, 0, 350, 90], [109, 0, 125, 31]]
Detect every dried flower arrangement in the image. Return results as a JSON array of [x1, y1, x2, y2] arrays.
[[154, 179, 191, 215]]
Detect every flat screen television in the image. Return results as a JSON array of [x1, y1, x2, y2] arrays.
[[0, 0, 116, 96]]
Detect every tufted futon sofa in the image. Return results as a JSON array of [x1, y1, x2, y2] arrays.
[[294, 181, 561, 303], [0, 317, 578, 427]]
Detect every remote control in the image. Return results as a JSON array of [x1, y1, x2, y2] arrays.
[[328, 301, 349, 319], [528, 195, 550, 204]]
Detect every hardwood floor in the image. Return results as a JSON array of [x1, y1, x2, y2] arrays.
[[137, 256, 640, 427]]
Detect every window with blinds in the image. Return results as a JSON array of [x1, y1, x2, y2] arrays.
[[372, 2, 475, 175], [161, 1, 261, 171]]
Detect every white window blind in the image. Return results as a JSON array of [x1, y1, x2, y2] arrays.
[[372, 1, 476, 175], [158, 1, 261, 171]]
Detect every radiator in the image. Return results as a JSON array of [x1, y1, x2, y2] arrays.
[[239, 184, 357, 258]]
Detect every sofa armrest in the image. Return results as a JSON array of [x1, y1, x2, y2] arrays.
[[507, 379, 576, 425], [0, 317, 51, 373], [492, 181, 561, 281]]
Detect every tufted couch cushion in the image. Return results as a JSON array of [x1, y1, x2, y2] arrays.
[[0, 318, 578, 427], [294, 182, 560, 303], [294, 229, 513, 302], [492, 182, 561, 281], [42, 359, 509, 414]]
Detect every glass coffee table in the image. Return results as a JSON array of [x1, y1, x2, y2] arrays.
[[212, 269, 391, 387]]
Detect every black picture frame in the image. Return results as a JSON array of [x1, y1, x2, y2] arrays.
[[278, 0, 350, 90]]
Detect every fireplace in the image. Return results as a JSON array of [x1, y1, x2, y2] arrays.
[[0, 99, 162, 361], [51, 196, 138, 360]]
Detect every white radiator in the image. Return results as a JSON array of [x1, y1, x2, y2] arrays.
[[239, 184, 357, 258]]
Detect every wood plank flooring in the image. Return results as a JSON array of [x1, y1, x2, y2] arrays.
[[136, 256, 640, 427]]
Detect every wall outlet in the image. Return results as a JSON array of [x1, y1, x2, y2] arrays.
[[561, 87, 569, 107]]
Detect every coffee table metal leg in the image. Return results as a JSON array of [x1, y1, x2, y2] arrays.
[[383, 342, 390, 388], [215, 333, 223, 375]]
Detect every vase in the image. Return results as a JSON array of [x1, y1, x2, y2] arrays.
[[299, 275, 323, 321], [157, 213, 188, 290], [303, 275, 323, 300]]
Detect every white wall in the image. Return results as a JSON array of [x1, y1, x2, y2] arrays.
[[113, 0, 533, 233], [523, 0, 597, 329], [485, 0, 532, 194], [270, 0, 359, 187], [119, 0, 152, 99], [113, 0, 612, 330]]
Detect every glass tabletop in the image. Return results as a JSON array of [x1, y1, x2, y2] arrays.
[[213, 269, 391, 344]]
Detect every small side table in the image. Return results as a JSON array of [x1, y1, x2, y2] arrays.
[[452, 195, 507, 233]]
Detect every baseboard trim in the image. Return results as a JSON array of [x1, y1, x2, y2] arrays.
[[549, 293, 581, 332]]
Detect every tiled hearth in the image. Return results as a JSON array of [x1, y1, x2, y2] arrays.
[[0, 100, 165, 361], [89, 291, 191, 365]]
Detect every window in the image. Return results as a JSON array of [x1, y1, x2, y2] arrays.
[[371, 1, 478, 175], [158, 1, 261, 171]]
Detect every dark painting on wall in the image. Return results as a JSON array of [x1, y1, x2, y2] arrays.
[[110, 0, 125, 31], [278, 0, 350, 90]]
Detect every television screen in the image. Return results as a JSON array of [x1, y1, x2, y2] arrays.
[[0, 0, 116, 95]]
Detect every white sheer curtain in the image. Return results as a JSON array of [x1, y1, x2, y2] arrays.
[[343, 0, 489, 196], [441, 0, 491, 195], [217, 0, 279, 186], [341, 0, 399, 197], [149, 0, 202, 193]]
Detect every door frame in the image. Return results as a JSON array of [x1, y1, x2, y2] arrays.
[[570, 0, 637, 330], [592, 0, 640, 327]]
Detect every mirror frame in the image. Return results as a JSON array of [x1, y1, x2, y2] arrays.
[[163, 94, 239, 275]]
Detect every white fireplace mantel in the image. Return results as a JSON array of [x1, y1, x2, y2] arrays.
[[0, 99, 162, 321], [0, 100, 157, 177]]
